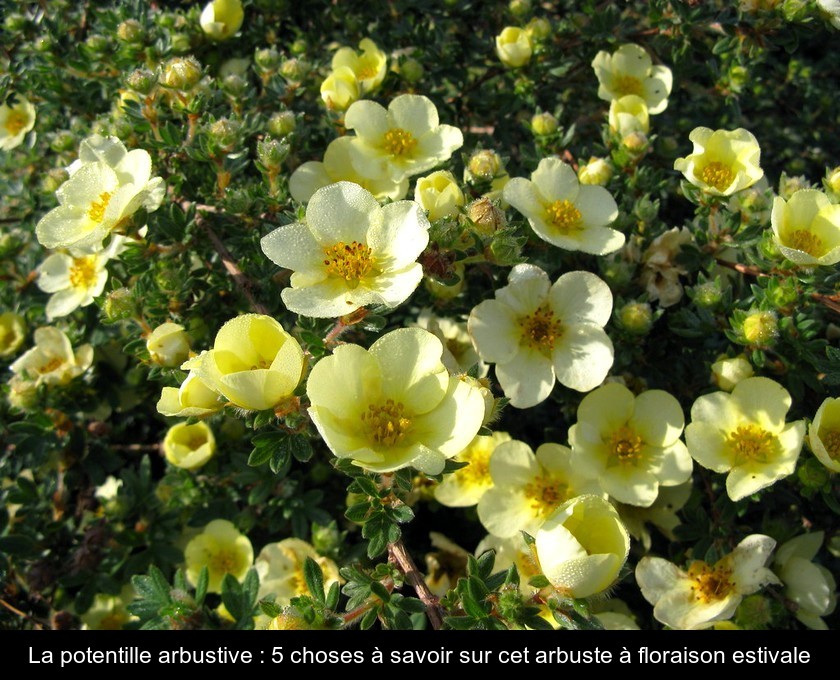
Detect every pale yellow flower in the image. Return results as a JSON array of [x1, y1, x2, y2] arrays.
[[256, 538, 341, 606], [577, 157, 613, 186], [592, 44, 672, 114], [503, 156, 623, 255], [674, 127, 763, 196], [36, 237, 125, 320], [685, 377, 805, 501], [319, 66, 360, 111], [771, 189, 840, 265], [146, 322, 191, 368], [414, 170, 465, 221], [331, 38, 387, 94], [261, 182, 429, 318], [809, 397, 840, 473], [468, 264, 614, 408], [163, 421, 216, 471], [773, 532, 837, 630], [0, 312, 26, 357], [306, 328, 486, 475], [200, 0, 244, 40], [495, 27, 532, 69], [344, 94, 463, 183], [183, 314, 305, 412], [157, 372, 224, 418], [477, 439, 602, 538], [10, 326, 93, 388], [569, 383, 692, 507], [535, 495, 630, 599], [608, 94, 650, 135], [711, 354, 754, 391], [637, 534, 779, 629], [415, 310, 486, 377], [184, 519, 253, 593], [434, 431, 511, 507], [0, 95, 36, 150]]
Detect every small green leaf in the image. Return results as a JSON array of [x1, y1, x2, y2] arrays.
[[369, 580, 391, 602], [528, 574, 551, 588], [247, 446, 274, 467], [194, 566, 209, 606], [303, 557, 325, 605]]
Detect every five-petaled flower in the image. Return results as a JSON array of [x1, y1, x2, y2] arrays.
[[0, 94, 36, 150], [468, 264, 614, 408], [770, 189, 840, 266], [261, 181, 429, 318], [674, 127, 763, 197], [592, 43, 673, 114]]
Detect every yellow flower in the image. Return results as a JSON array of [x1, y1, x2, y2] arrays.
[[36, 135, 164, 251], [592, 44, 673, 114], [674, 127, 763, 196], [36, 237, 125, 320], [0, 312, 26, 357], [157, 372, 224, 418], [306, 327, 486, 475], [434, 431, 511, 508], [569, 383, 692, 507], [468, 264, 614, 408], [319, 66, 360, 111], [503, 156, 623, 255], [261, 182, 429, 318], [495, 27, 533, 69], [331, 38, 387, 94], [183, 314, 305, 412], [0, 95, 36, 150], [636, 534, 779, 629], [771, 189, 840, 265], [414, 170, 465, 221], [608, 94, 650, 135], [163, 421, 216, 471], [344, 94, 463, 183], [255, 538, 341, 606], [415, 310, 486, 377], [535, 495, 630, 599], [773, 532, 837, 630], [184, 519, 253, 593], [289, 137, 409, 204], [685, 377, 805, 501], [477, 439, 603, 538], [809, 397, 840, 473], [10, 326, 93, 388], [577, 157, 613, 186], [146, 322, 191, 368], [200, 0, 244, 40]]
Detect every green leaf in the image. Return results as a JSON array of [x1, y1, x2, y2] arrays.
[[369, 580, 391, 602], [528, 574, 551, 588], [221, 573, 244, 621], [303, 557, 325, 605], [247, 446, 274, 467], [354, 475, 381, 498], [325, 581, 340, 611], [288, 434, 313, 462], [360, 607, 379, 629], [345, 502, 371, 523], [366, 531, 388, 559], [269, 448, 291, 474], [260, 598, 281, 619], [0, 535, 38, 557], [194, 566, 209, 606], [446, 615, 477, 630], [460, 593, 489, 619]]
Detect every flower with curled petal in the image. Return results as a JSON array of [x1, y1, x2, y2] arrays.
[[592, 43, 672, 114], [771, 189, 840, 266], [344, 94, 463, 183], [503, 157, 623, 255], [0, 95, 36, 150], [468, 264, 614, 408], [674, 127, 763, 197], [261, 181, 428, 318], [331, 38, 387, 94]]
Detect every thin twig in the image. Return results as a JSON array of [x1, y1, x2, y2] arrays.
[[388, 539, 443, 630], [0, 598, 44, 629]]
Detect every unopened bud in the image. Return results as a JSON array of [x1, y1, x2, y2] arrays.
[[255, 47, 282, 72], [531, 111, 558, 136], [400, 58, 424, 84], [741, 310, 778, 347], [509, 0, 532, 17], [117, 19, 143, 43], [258, 137, 290, 171], [578, 157, 613, 186], [126, 68, 158, 94], [525, 17, 551, 41], [103, 288, 137, 322], [160, 56, 203, 90], [618, 302, 653, 335], [268, 111, 296, 137], [465, 197, 506, 236], [467, 149, 503, 182], [208, 118, 241, 151]]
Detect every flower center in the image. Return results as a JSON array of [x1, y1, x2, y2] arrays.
[[546, 199, 582, 234], [725, 424, 777, 465], [69, 255, 99, 289], [607, 425, 644, 465], [5, 110, 28, 135], [456, 445, 492, 489], [87, 191, 113, 223], [37, 357, 64, 374], [187, 435, 209, 450], [209, 549, 238, 576], [687, 561, 734, 604], [519, 305, 562, 354], [700, 162, 734, 192], [523, 473, 568, 519], [786, 229, 824, 257], [356, 63, 378, 81], [361, 399, 412, 447], [323, 241, 374, 288], [614, 75, 643, 97], [820, 429, 840, 461], [383, 127, 417, 157]]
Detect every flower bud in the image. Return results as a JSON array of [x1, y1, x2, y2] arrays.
[[126, 68, 158, 94], [825, 166, 840, 196], [414, 171, 464, 221], [425, 263, 465, 301], [221, 74, 247, 97], [103, 288, 137, 322], [741, 310, 778, 347], [254, 47, 282, 72], [208, 117, 241, 151], [466, 149, 503, 182], [160, 56, 203, 91], [509, 0, 531, 17], [280, 58, 309, 82], [4, 13, 28, 32], [691, 280, 723, 309], [530, 111, 558, 136], [495, 26, 533, 68], [465, 197, 506, 236], [399, 57, 424, 83], [41, 167, 69, 194], [268, 111, 296, 137], [578, 157, 613, 186], [146, 322, 191, 367], [0, 312, 26, 357], [711, 354, 754, 391], [618, 301, 653, 335], [200, 0, 244, 41], [163, 421, 216, 471], [258, 137, 290, 172], [525, 17, 551, 40], [320, 67, 358, 110], [622, 130, 648, 152], [85, 34, 110, 54], [117, 19, 143, 43]]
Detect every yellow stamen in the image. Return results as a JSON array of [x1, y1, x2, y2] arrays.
[[700, 162, 734, 192], [383, 127, 417, 157], [322, 241, 374, 288], [455, 446, 492, 489], [68, 255, 99, 290], [545, 199, 582, 234], [786, 229, 824, 257], [4, 110, 28, 135], [607, 425, 643, 465], [523, 473, 568, 519], [361, 399, 412, 447], [87, 191, 113, 223], [821, 429, 840, 461], [614, 75, 643, 97], [519, 305, 562, 354], [37, 357, 64, 374], [687, 561, 735, 604], [209, 550, 238, 575], [725, 424, 777, 465]]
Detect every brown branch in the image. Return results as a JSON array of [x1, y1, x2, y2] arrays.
[[388, 539, 443, 630], [0, 598, 44, 629]]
